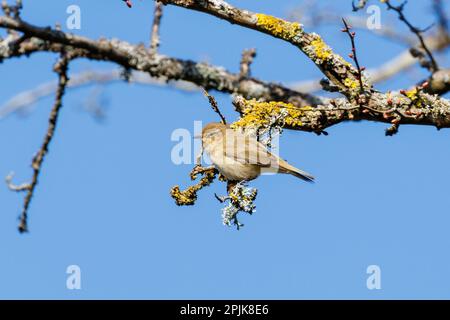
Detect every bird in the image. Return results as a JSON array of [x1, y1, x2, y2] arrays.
[[198, 122, 314, 188]]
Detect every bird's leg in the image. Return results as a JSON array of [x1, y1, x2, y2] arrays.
[[195, 146, 203, 166], [214, 180, 237, 203], [227, 181, 238, 194]]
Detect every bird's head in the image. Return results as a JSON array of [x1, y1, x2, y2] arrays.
[[194, 122, 228, 141], [202, 122, 227, 136]]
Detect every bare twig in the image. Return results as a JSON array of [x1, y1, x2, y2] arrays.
[[291, 33, 450, 93], [9, 53, 71, 233], [383, 0, 439, 72], [203, 89, 226, 124], [342, 19, 365, 95], [289, 3, 416, 46], [5, 172, 30, 192], [239, 48, 256, 78], [150, 1, 163, 54]]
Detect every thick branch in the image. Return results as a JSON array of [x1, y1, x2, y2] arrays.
[[0, 15, 322, 107], [1, 9, 449, 133], [158, 0, 369, 96], [233, 90, 450, 135]]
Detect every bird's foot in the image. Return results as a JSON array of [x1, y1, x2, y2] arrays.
[[233, 216, 244, 230], [214, 193, 230, 203]]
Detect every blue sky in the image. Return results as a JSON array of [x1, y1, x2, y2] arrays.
[[0, 0, 450, 299]]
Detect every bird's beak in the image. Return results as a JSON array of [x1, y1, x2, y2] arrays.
[[194, 134, 202, 139]]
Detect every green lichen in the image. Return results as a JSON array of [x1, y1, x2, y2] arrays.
[[232, 98, 313, 129], [255, 13, 301, 41]]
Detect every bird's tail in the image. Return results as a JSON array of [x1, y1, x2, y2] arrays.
[[279, 160, 315, 182], [288, 168, 315, 182]]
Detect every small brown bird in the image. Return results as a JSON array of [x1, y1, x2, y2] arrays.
[[198, 122, 314, 186]]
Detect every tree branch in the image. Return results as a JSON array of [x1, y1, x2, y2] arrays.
[[0, 15, 323, 108], [150, 1, 163, 54], [8, 53, 70, 232], [383, 0, 439, 73], [158, 0, 370, 96]]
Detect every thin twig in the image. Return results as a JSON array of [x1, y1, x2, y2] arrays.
[[11, 53, 70, 233], [150, 1, 163, 54], [202, 89, 227, 124], [239, 48, 256, 78], [342, 19, 365, 94], [5, 172, 30, 192], [383, 0, 439, 72], [122, 0, 132, 8]]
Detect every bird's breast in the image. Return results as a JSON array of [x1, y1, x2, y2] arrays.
[[203, 138, 260, 181]]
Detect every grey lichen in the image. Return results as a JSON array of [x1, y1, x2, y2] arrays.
[[221, 182, 258, 229]]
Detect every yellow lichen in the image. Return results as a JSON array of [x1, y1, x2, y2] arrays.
[[255, 13, 301, 40], [402, 88, 425, 107], [310, 36, 332, 62], [170, 166, 217, 206], [405, 88, 418, 100], [344, 78, 360, 90], [232, 98, 313, 129]]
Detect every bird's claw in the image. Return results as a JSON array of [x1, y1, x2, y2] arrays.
[[214, 193, 230, 203]]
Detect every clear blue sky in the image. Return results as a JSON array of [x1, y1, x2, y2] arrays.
[[1, 0, 450, 299]]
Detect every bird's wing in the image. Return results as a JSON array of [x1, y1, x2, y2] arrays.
[[226, 130, 279, 167], [223, 129, 315, 182]]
